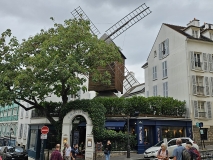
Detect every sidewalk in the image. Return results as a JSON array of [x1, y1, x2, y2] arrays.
[[28, 145, 213, 160]]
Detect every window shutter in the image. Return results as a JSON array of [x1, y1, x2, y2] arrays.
[[166, 82, 168, 97], [153, 67, 155, 80], [166, 39, 169, 55], [203, 53, 208, 72], [163, 83, 165, 97], [192, 75, 197, 95], [211, 77, 213, 96], [209, 54, 213, 72], [162, 62, 165, 78], [193, 101, 198, 118], [159, 43, 162, 60], [205, 77, 210, 96], [165, 61, 167, 77], [156, 85, 158, 96], [153, 86, 155, 96], [207, 101, 212, 119], [191, 52, 195, 70], [155, 66, 157, 79]]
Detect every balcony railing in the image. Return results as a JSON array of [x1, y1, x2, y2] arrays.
[[195, 62, 203, 70], [0, 115, 18, 122], [197, 86, 204, 95], [198, 112, 207, 118]]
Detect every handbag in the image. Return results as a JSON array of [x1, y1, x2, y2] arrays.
[[104, 149, 108, 154]]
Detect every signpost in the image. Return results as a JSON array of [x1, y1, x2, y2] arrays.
[[40, 126, 49, 160], [196, 122, 205, 149]]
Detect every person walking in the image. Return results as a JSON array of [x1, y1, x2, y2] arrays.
[[172, 138, 184, 160], [157, 143, 169, 160], [71, 144, 79, 160], [50, 144, 63, 160], [64, 143, 72, 160], [185, 141, 201, 160], [104, 140, 112, 160]]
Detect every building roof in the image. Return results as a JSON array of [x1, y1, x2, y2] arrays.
[[164, 23, 213, 43], [141, 62, 148, 68], [122, 83, 145, 98]]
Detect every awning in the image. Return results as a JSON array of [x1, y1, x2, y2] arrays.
[[78, 121, 126, 130], [105, 121, 126, 130]]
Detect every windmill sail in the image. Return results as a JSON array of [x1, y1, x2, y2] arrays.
[[105, 3, 151, 40], [71, 6, 101, 35]]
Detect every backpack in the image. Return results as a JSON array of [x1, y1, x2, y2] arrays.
[[182, 148, 191, 160], [190, 148, 201, 160]]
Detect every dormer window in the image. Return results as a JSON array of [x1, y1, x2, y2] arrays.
[[192, 30, 198, 38]]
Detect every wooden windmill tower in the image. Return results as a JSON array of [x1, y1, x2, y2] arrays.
[[71, 4, 151, 96]]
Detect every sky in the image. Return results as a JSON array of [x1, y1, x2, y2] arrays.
[[0, 0, 213, 83]]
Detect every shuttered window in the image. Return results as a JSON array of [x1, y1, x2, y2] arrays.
[[162, 61, 167, 78], [207, 101, 212, 119], [163, 82, 168, 97], [209, 54, 213, 72], [159, 39, 169, 60], [19, 124, 23, 138], [205, 77, 210, 96], [153, 66, 157, 80], [211, 77, 213, 96], [193, 101, 212, 119], [193, 101, 198, 118], [153, 85, 157, 96], [192, 75, 197, 95], [203, 53, 208, 72]]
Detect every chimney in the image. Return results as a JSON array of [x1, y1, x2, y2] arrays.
[[187, 18, 200, 27]]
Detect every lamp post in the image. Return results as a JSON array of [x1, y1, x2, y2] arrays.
[[9, 128, 14, 146], [127, 111, 139, 158]]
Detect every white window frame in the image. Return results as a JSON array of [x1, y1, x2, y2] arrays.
[[23, 124, 28, 139], [154, 50, 157, 58], [13, 108, 17, 115], [192, 30, 198, 38], [20, 108, 24, 118]]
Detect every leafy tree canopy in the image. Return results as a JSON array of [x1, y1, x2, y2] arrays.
[[0, 18, 121, 124]]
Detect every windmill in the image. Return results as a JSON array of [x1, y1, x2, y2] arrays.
[[71, 4, 151, 95]]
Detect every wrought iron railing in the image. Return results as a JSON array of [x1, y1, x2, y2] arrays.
[[199, 112, 207, 118], [0, 115, 18, 122]]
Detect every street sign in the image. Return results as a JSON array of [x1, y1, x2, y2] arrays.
[[41, 134, 47, 139], [41, 126, 49, 134]]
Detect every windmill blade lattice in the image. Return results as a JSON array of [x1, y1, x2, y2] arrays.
[[105, 3, 151, 40], [71, 6, 101, 35]]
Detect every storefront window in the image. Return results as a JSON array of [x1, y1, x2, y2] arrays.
[[161, 127, 185, 139], [29, 129, 37, 151]]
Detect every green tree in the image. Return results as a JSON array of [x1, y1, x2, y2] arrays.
[[0, 18, 121, 140]]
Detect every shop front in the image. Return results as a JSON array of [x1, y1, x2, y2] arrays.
[[135, 118, 192, 154]]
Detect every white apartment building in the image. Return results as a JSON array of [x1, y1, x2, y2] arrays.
[[143, 18, 213, 142]]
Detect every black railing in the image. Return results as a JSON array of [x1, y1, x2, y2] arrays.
[[199, 112, 206, 118]]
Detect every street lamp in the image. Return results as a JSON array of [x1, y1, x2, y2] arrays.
[[127, 111, 139, 158], [9, 128, 14, 146]]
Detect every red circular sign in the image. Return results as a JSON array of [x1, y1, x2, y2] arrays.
[[41, 126, 49, 134]]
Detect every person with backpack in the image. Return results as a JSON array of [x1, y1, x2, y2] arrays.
[[172, 138, 185, 160], [185, 142, 201, 160], [157, 143, 169, 160]]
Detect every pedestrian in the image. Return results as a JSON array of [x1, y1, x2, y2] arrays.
[[64, 143, 72, 160], [50, 144, 63, 160], [185, 141, 201, 160], [104, 140, 112, 160], [157, 143, 169, 160], [172, 138, 184, 160], [71, 144, 79, 160]]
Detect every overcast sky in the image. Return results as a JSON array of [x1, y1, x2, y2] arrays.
[[0, 0, 212, 83]]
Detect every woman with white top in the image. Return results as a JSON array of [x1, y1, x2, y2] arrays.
[[157, 143, 169, 160]]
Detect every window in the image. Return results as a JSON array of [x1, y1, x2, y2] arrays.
[[18, 124, 23, 138], [192, 75, 205, 95], [13, 108, 17, 115], [26, 103, 29, 118], [154, 50, 157, 57], [194, 53, 201, 68], [20, 108, 23, 118], [193, 101, 212, 119], [23, 124, 28, 139], [162, 61, 167, 78], [159, 39, 169, 59], [29, 129, 37, 151], [153, 66, 157, 80], [192, 30, 198, 38], [4, 111, 7, 117], [163, 82, 168, 97], [153, 85, 157, 96]]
